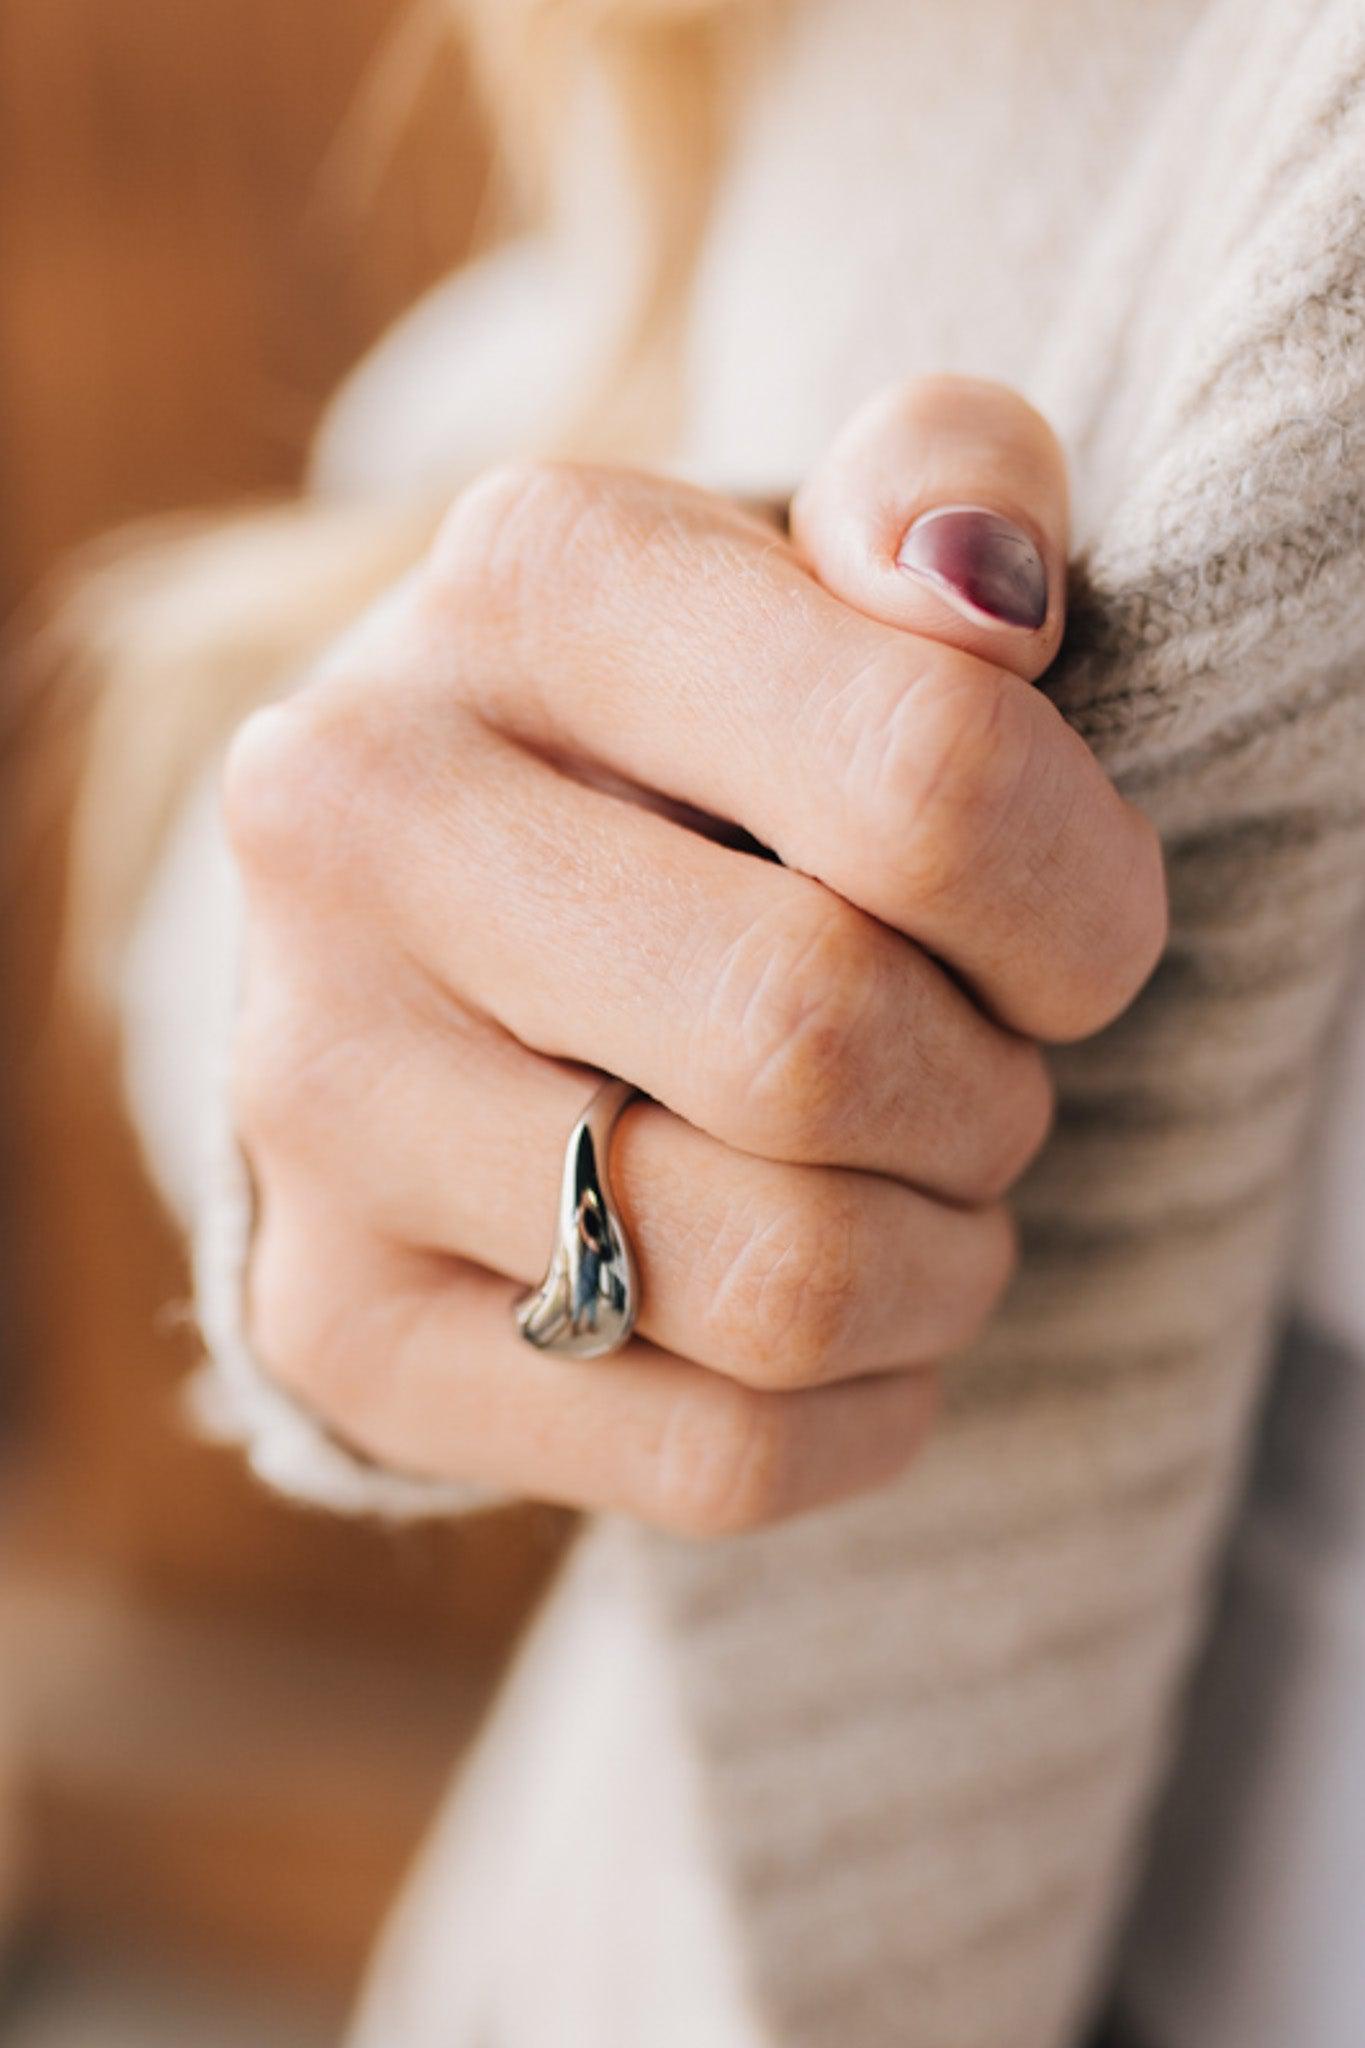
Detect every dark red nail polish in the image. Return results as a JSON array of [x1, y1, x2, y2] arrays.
[[896, 505, 1049, 630]]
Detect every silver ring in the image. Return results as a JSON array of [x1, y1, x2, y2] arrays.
[[514, 1079, 641, 1358]]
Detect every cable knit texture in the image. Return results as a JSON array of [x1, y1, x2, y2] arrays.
[[625, 8, 1365, 2043], [174, 1, 1365, 2041]]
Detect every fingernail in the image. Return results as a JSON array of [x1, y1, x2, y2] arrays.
[[896, 504, 1048, 630]]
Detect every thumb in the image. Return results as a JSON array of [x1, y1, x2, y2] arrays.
[[790, 375, 1070, 683]]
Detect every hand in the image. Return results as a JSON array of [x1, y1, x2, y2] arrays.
[[222, 376, 1166, 1535]]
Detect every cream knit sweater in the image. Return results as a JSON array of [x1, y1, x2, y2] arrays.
[[120, 1, 1365, 2043]]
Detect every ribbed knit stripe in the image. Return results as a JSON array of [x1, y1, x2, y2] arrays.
[[628, 8, 1365, 2041]]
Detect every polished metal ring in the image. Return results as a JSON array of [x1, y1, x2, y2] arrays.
[[514, 1079, 641, 1359]]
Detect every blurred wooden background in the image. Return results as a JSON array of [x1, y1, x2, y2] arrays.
[[1, 0, 566, 2007]]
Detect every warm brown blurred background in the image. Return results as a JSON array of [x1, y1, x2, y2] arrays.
[[1, 3, 565, 2035]]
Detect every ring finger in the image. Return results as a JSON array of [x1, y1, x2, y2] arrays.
[[245, 1209, 939, 1533], [238, 990, 1017, 1391]]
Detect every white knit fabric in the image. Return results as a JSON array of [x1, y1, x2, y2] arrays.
[[1115, 964, 1365, 2048], [347, 1530, 766, 2048]]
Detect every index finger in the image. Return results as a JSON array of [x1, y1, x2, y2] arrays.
[[418, 455, 1163, 1041]]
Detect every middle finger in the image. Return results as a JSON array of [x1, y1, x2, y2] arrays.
[[329, 725, 1055, 1202]]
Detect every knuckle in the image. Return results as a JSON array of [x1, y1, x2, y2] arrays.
[[714, 901, 876, 1158], [222, 690, 382, 892], [221, 701, 310, 879], [433, 459, 559, 565], [230, 1003, 349, 1165], [429, 458, 603, 629], [875, 655, 1034, 911], [972, 1040, 1056, 1200], [709, 1185, 862, 1389], [247, 1217, 350, 1415], [654, 1381, 795, 1539]]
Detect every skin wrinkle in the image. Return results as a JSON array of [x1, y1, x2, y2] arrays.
[[461, 475, 820, 804], [683, 549, 856, 790], [711, 1199, 838, 1355], [807, 635, 933, 848], [875, 658, 1025, 915], [708, 1183, 868, 1386], [406, 939, 516, 1049], [723, 899, 879, 1154], [673, 1170, 781, 1348], [460, 766, 707, 1047]]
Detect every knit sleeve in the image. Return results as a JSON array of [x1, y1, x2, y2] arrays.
[[1052, 11, 1365, 786], [624, 18, 1365, 2048]]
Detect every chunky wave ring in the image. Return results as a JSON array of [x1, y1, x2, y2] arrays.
[[514, 1078, 642, 1359]]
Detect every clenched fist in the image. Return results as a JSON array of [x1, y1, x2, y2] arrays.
[[222, 376, 1166, 1535]]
